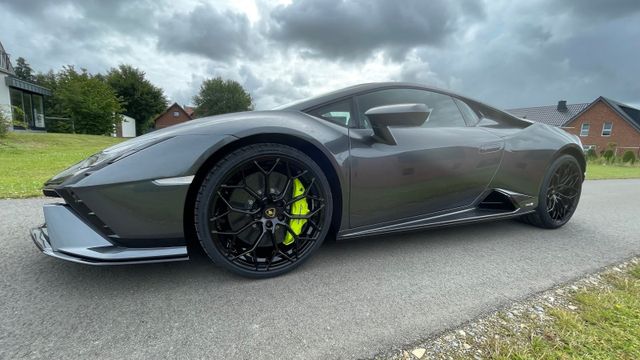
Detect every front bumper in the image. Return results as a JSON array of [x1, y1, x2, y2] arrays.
[[30, 204, 189, 265]]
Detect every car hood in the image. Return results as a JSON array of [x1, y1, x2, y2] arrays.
[[45, 110, 308, 187], [104, 111, 254, 151]]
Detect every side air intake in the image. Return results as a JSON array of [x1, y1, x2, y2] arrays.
[[478, 190, 517, 212]]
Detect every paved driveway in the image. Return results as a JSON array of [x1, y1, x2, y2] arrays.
[[1, 179, 639, 359]]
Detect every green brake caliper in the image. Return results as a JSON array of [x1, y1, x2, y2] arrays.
[[283, 178, 309, 245]]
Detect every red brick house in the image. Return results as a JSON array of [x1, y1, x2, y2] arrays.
[[153, 103, 193, 129], [184, 106, 195, 117], [508, 97, 640, 155]]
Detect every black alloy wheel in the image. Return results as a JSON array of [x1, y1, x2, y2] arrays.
[[195, 143, 333, 278], [521, 154, 583, 229]]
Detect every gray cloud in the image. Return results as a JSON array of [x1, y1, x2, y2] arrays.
[[552, 0, 640, 20], [267, 0, 485, 60], [0, 0, 167, 74], [156, 4, 257, 61], [0, 0, 638, 111], [399, 2, 640, 108]]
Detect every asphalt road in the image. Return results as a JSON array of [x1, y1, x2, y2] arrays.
[[1, 179, 639, 360]]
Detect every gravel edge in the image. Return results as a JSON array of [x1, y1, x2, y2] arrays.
[[369, 255, 640, 360]]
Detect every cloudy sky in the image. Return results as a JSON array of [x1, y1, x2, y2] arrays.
[[1, 0, 639, 110]]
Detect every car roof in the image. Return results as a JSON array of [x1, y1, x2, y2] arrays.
[[276, 82, 466, 111]]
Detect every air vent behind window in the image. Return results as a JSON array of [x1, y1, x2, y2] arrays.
[[478, 190, 516, 212]]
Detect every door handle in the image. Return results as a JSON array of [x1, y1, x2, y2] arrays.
[[479, 142, 503, 153]]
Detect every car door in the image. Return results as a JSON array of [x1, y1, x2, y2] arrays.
[[348, 88, 504, 228]]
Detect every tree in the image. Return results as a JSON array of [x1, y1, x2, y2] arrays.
[[55, 66, 123, 135], [34, 70, 62, 115], [33, 70, 74, 133], [193, 77, 253, 118], [106, 64, 168, 135], [14, 57, 34, 81]]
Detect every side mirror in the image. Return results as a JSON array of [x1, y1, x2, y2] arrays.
[[364, 103, 430, 145]]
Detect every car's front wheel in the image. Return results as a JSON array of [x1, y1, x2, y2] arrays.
[[194, 143, 333, 278], [521, 154, 583, 229]]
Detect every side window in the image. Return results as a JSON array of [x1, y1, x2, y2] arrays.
[[356, 89, 466, 128], [307, 98, 353, 127], [454, 98, 479, 126]]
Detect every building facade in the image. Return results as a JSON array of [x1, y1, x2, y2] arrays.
[[0, 41, 51, 130], [113, 115, 137, 138], [153, 102, 193, 129], [507, 97, 640, 155]]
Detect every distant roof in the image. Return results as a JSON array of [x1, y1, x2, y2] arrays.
[[598, 97, 640, 132], [153, 102, 193, 123], [506, 102, 589, 127], [183, 106, 195, 117], [5, 76, 52, 96], [507, 97, 640, 132], [0, 40, 15, 75]]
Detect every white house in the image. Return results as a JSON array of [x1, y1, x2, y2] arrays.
[[0, 40, 51, 130]]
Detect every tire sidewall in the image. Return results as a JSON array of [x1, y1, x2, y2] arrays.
[[535, 154, 583, 228], [195, 143, 333, 278]]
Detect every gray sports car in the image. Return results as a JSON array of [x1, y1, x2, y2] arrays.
[[31, 83, 585, 278]]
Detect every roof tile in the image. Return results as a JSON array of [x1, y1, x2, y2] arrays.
[[506, 103, 589, 127]]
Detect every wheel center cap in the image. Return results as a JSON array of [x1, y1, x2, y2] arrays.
[[264, 207, 277, 218]]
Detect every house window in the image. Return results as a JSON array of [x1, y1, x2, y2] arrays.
[[9, 88, 24, 126], [602, 122, 613, 136], [580, 123, 590, 137], [173, 111, 180, 117]]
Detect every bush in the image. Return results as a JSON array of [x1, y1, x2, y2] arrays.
[[10, 106, 26, 129], [622, 151, 636, 165], [0, 105, 14, 137], [603, 149, 615, 163], [586, 148, 598, 160], [0, 112, 8, 138], [45, 117, 75, 133]]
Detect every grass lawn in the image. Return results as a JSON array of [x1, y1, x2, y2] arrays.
[[490, 263, 640, 359], [0, 132, 123, 198], [586, 163, 640, 180], [385, 260, 640, 359], [1, 132, 640, 199]]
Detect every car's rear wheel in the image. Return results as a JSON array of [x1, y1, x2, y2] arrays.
[[194, 143, 333, 278], [521, 154, 583, 229]]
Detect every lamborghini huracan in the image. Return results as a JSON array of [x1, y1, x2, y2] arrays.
[[31, 83, 585, 278]]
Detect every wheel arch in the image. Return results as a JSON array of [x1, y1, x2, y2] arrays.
[[183, 133, 345, 247], [555, 144, 587, 175]]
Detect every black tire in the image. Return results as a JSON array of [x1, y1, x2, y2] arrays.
[[520, 154, 583, 229], [194, 143, 333, 278]]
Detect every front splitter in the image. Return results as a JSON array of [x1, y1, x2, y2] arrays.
[[30, 204, 189, 265]]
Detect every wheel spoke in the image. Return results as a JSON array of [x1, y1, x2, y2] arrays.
[[546, 161, 581, 222], [284, 203, 325, 220], [285, 178, 316, 205], [209, 210, 230, 222], [217, 192, 261, 215], [220, 170, 262, 200], [211, 220, 261, 235], [230, 230, 267, 261], [206, 154, 327, 273]]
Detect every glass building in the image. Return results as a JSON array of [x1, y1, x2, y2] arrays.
[[0, 41, 51, 130]]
